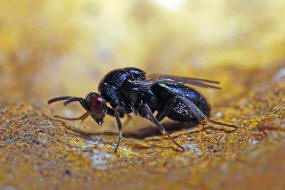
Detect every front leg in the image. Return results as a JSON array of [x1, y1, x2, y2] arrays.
[[113, 107, 123, 153], [107, 105, 131, 153], [54, 112, 89, 124], [107, 106, 125, 118]]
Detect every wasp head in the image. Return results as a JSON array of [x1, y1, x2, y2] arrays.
[[85, 92, 107, 126]]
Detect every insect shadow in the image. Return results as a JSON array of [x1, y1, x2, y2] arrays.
[[58, 118, 235, 140]]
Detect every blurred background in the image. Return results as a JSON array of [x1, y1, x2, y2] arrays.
[[0, 0, 284, 131]]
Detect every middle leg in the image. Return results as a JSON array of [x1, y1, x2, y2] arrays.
[[144, 104, 185, 151]]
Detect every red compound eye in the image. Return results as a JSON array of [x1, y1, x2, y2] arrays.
[[92, 96, 104, 113]]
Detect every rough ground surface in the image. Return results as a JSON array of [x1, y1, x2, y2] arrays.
[[0, 63, 284, 190]]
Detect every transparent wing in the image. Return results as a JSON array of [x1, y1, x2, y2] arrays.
[[133, 74, 221, 89]]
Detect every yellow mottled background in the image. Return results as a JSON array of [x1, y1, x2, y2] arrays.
[[1, 0, 285, 99]]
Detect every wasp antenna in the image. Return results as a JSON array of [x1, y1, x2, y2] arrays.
[[208, 119, 238, 130], [48, 96, 74, 104], [63, 97, 85, 106]]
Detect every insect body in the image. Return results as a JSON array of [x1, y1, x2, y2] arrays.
[[48, 67, 237, 152]]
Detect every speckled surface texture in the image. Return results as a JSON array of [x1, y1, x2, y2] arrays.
[[1, 1, 285, 189], [0, 63, 284, 190]]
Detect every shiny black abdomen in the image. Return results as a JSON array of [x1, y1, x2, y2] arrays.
[[151, 83, 211, 122]]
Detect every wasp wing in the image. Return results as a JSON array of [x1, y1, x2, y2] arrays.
[[134, 74, 221, 89]]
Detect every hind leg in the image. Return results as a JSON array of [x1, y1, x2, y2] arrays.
[[178, 96, 237, 131]]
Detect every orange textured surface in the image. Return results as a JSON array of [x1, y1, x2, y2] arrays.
[[0, 64, 284, 190], [0, 1, 285, 189]]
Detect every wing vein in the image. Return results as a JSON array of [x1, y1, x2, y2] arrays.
[[133, 74, 221, 89]]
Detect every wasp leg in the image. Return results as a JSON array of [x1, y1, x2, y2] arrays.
[[114, 108, 123, 153], [207, 119, 237, 131], [54, 112, 89, 124], [106, 107, 115, 116], [179, 97, 237, 131], [144, 104, 185, 152], [155, 98, 177, 122], [107, 107, 126, 118], [107, 106, 126, 153]]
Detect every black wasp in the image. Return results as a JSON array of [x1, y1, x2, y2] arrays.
[[48, 67, 237, 152]]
